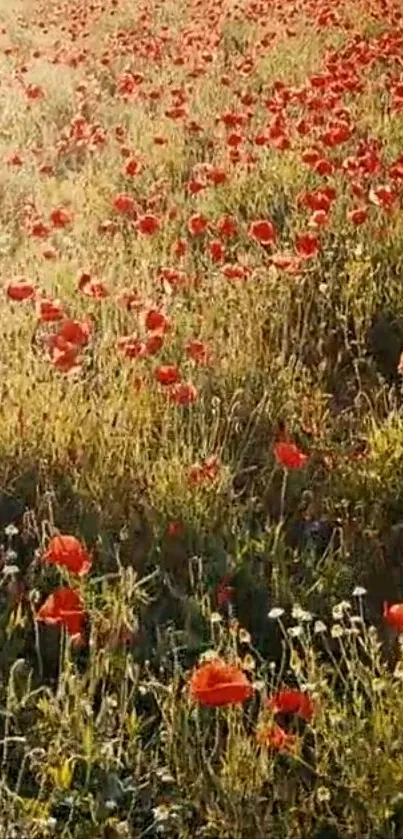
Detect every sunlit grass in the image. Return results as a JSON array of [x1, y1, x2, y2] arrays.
[[0, 0, 403, 835]]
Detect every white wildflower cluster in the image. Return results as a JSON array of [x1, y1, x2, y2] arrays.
[[267, 586, 368, 642]]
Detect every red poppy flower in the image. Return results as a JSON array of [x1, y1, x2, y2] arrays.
[[187, 178, 205, 196], [77, 271, 109, 299], [188, 213, 208, 236], [117, 289, 143, 311], [44, 535, 92, 576], [158, 267, 187, 291], [36, 587, 85, 641], [314, 158, 334, 177], [112, 193, 137, 216], [369, 185, 395, 211], [50, 207, 73, 228], [37, 298, 64, 322], [267, 688, 316, 721], [257, 722, 297, 752], [227, 131, 243, 148], [299, 190, 332, 213], [384, 602, 403, 633], [38, 163, 54, 177], [145, 309, 170, 332], [29, 220, 50, 239], [222, 263, 250, 281], [117, 335, 144, 359], [188, 454, 220, 485], [165, 105, 187, 120], [145, 333, 164, 355], [390, 156, 403, 181], [207, 166, 227, 186], [189, 658, 253, 706], [172, 238, 188, 258], [6, 280, 36, 301], [124, 157, 142, 176], [154, 364, 180, 386], [50, 345, 81, 374], [185, 339, 210, 365], [57, 319, 91, 348], [169, 381, 198, 405], [274, 441, 308, 470], [248, 219, 276, 245], [47, 333, 71, 356], [26, 83, 44, 100], [216, 215, 238, 238], [137, 214, 161, 236], [309, 210, 329, 228], [301, 148, 321, 166], [321, 123, 351, 147], [117, 72, 137, 96], [347, 207, 368, 225], [295, 233, 319, 259], [271, 253, 301, 274], [5, 151, 23, 167], [207, 239, 225, 263]]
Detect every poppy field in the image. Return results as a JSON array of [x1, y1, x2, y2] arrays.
[[4, 0, 403, 835]]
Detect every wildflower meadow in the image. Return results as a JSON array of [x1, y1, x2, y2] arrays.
[[2, 0, 403, 836]]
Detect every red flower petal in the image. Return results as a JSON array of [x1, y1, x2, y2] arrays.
[[44, 535, 92, 576]]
